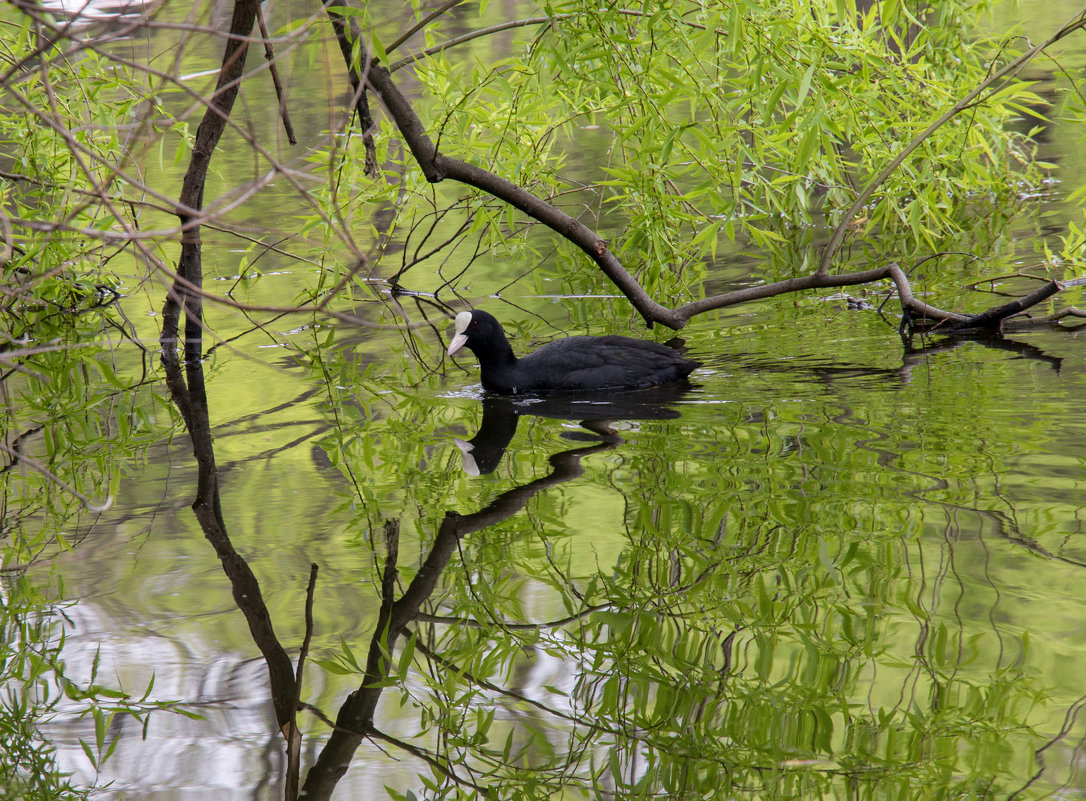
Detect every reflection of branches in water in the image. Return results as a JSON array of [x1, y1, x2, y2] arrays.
[[169, 306, 687, 795], [396, 626, 743, 791], [368, 729, 491, 796], [408, 633, 613, 732], [1011, 693, 1086, 801], [301, 439, 616, 797], [286, 563, 318, 800], [416, 604, 611, 630], [732, 329, 1065, 392], [903, 331, 1064, 373], [160, 351, 298, 731]]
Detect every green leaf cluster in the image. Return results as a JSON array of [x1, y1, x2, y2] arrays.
[[0, 9, 156, 326], [314, 0, 1054, 300]]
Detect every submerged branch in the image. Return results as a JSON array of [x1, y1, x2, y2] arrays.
[[1005, 305, 1086, 329], [945, 280, 1064, 332]]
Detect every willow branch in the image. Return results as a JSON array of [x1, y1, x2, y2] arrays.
[[385, 0, 466, 54], [325, 2, 1080, 334], [256, 3, 297, 145], [388, 16, 569, 73], [322, 0, 682, 328], [818, 9, 1086, 276], [0, 441, 113, 512]]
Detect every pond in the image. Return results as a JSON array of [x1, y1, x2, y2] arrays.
[[4, 1, 1086, 799]]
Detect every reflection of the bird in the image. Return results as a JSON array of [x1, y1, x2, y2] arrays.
[[165, 328, 704, 797], [455, 384, 696, 475]]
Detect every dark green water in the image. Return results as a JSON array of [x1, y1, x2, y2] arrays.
[[25, 297, 1086, 798]]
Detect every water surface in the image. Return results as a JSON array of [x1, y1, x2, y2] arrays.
[[5, 0, 1086, 798]]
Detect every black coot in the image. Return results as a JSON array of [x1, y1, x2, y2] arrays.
[[446, 309, 700, 394]]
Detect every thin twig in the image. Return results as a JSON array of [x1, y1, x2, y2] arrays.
[[819, 9, 1086, 276], [385, 0, 466, 54], [389, 16, 570, 73], [0, 441, 113, 512], [285, 563, 319, 801], [964, 269, 1052, 289], [257, 3, 297, 145]]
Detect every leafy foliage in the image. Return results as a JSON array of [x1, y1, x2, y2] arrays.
[[312, 0, 1057, 302], [3, 0, 1086, 799]]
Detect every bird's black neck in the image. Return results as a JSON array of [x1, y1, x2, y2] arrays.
[[472, 339, 516, 369]]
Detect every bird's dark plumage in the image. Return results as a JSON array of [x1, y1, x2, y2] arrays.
[[446, 309, 699, 394]]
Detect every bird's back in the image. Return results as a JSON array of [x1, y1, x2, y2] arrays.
[[510, 335, 698, 393]]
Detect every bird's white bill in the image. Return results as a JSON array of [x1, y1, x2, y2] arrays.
[[446, 311, 473, 356], [447, 333, 467, 356]]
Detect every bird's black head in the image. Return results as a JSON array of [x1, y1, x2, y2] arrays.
[[446, 309, 509, 358]]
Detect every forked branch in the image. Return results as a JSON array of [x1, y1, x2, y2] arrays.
[[323, 2, 1082, 333]]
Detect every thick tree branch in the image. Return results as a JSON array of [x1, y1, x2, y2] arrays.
[[322, 0, 682, 328], [323, 2, 1080, 334], [673, 263, 969, 324], [326, 4, 378, 176], [156, 0, 302, 734], [945, 280, 1064, 332], [163, 0, 261, 358]]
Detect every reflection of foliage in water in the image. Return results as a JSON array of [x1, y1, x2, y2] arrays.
[[1, 326, 182, 798], [0, 572, 196, 800], [0, 577, 88, 801], [310, 336, 1056, 800]]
